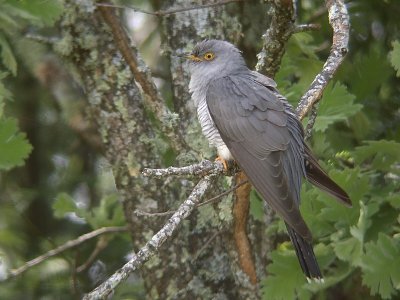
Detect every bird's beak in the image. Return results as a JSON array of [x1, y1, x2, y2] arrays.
[[186, 54, 202, 62], [174, 52, 202, 62]]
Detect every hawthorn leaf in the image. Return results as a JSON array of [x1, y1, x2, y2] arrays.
[[361, 233, 400, 299], [389, 40, 400, 77], [0, 118, 32, 170]]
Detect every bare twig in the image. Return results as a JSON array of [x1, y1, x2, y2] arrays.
[[197, 179, 248, 208], [76, 236, 110, 273], [142, 160, 224, 178], [98, 5, 185, 151], [304, 103, 319, 140], [8, 226, 128, 279], [256, 0, 296, 77], [296, 0, 349, 120], [25, 33, 59, 44], [294, 23, 321, 33], [96, 0, 243, 17], [134, 209, 175, 217], [192, 231, 221, 262], [83, 175, 217, 300], [134, 179, 248, 217]]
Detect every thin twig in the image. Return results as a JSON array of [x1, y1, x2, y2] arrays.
[[98, 5, 185, 151], [197, 180, 248, 208], [83, 175, 216, 300], [134, 179, 248, 217], [294, 23, 321, 33], [192, 231, 221, 262], [8, 226, 128, 279], [76, 236, 110, 273], [142, 160, 224, 178], [296, 0, 349, 120], [134, 209, 175, 217], [96, 0, 243, 17]]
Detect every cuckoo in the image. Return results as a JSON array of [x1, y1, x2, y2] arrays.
[[186, 39, 351, 281]]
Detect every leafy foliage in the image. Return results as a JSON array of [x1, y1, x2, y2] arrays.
[[361, 234, 400, 299], [389, 40, 400, 77], [0, 118, 32, 170], [313, 83, 362, 132]]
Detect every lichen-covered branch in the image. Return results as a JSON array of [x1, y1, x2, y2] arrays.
[[8, 226, 127, 279], [142, 160, 223, 177], [296, 0, 349, 120], [256, 0, 296, 77], [83, 175, 217, 300], [97, 4, 184, 151], [97, 0, 243, 16]]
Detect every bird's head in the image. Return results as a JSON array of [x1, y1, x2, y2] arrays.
[[186, 39, 247, 80]]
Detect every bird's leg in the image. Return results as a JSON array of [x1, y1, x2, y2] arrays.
[[215, 156, 229, 171]]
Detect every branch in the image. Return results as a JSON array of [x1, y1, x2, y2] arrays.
[[97, 5, 185, 151], [96, 0, 243, 17], [133, 179, 249, 218], [304, 103, 319, 140], [256, 0, 296, 77], [142, 160, 224, 178], [83, 175, 217, 300], [296, 0, 349, 120], [233, 172, 257, 285], [7, 226, 127, 279]]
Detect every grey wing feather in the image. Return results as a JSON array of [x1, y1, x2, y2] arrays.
[[206, 74, 312, 241]]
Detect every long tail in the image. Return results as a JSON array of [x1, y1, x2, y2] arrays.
[[285, 223, 323, 282], [304, 145, 352, 207]]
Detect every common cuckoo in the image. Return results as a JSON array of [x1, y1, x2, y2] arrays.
[[187, 39, 351, 281]]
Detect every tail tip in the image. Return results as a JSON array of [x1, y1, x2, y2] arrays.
[[307, 277, 325, 284]]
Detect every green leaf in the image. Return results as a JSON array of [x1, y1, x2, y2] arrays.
[[313, 82, 362, 132], [389, 40, 400, 77], [348, 46, 392, 100], [317, 168, 367, 229], [0, 72, 13, 115], [250, 189, 264, 221], [0, 118, 32, 170], [262, 243, 337, 300], [5, 0, 63, 26], [262, 247, 312, 300], [361, 233, 400, 299], [334, 237, 363, 266], [83, 194, 125, 228], [52, 193, 78, 218], [0, 33, 17, 76], [353, 140, 400, 173]]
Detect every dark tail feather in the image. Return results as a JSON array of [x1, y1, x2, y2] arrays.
[[286, 223, 323, 282], [304, 145, 352, 207]]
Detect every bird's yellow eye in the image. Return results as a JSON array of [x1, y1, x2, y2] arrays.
[[203, 52, 215, 61]]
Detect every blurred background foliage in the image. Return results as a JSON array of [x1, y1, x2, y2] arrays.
[[0, 0, 399, 299]]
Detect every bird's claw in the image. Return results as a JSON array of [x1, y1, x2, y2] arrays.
[[215, 156, 229, 171]]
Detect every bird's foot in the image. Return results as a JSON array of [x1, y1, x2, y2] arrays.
[[215, 156, 229, 171]]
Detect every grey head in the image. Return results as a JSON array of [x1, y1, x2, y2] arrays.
[[187, 40, 248, 83]]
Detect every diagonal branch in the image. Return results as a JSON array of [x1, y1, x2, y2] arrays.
[[98, 4, 185, 151], [83, 175, 217, 300], [142, 160, 224, 177], [7, 226, 128, 279], [296, 0, 349, 120], [97, 0, 243, 17]]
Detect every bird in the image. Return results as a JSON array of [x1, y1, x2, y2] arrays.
[[186, 39, 352, 282]]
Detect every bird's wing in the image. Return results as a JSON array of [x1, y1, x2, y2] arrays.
[[206, 74, 312, 241]]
